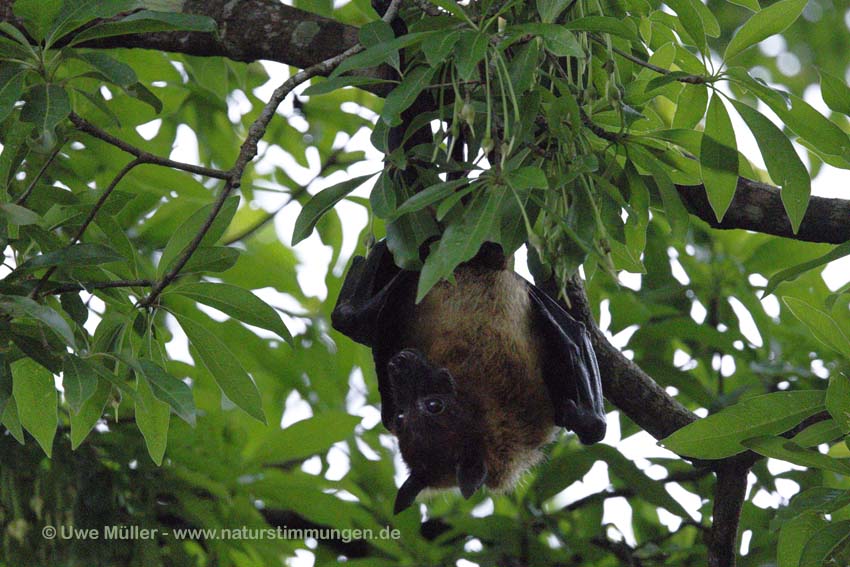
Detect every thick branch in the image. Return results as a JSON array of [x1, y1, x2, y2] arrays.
[[678, 179, 850, 244], [0, 1, 362, 75], [708, 463, 749, 567]]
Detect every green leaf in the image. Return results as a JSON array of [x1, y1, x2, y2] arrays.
[[819, 69, 850, 117], [74, 51, 137, 86], [779, 513, 827, 567], [170, 282, 291, 344], [511, 24, 582, 58], [68, 10, 216, 46], [359, 20, 398, 70], [11, 358, 57, 457], [369, 171, 396, 219], [381, 65, 436, 127], [21, 83, 70, 138], [660, 390, 826, 459], [726, 0, 760, 11], [564, 16, 637, 40], [0, 356, 10, 418], [181, 246, 240, 274], [673, 83, 707, 130], [62, 354, 98, 414], [731, 100, 810, 232], [158, 195, 239, 277], [122, 82, 162, 113], [791, 419, 845, 447], [422, 28, 462, 67], [505, 166, 548, 190], [700, 94, 738, 222], [783, 297, 850, 359], [799, 521, 850, 567], [826, 374, 850, 433], [665, 0, 707, 54], [390, 178, 469, 220], [244, 411, 361, 464], [329, 32, 430, 78], [536, 0, 574, 23], [417, 187, 505, 302], [12, 0, 62, 40], [70, 376, 110, 449], [454, 30, 489, 81], [16, 243, 124, 272], [631, 146, 689, 240], [763, 241, 850, 297], [177, 313, 265, 424], [0, 203, 40, 226], [46, 0, 139, 47], [743, 436, 850, 475], [594, 444, 692, 518], [724, 0, 808, 61], [135, 370, 170, 465], [0, 65, 26, 123], [777, 488, 850, 525], [302, 76, 391, 97], [292, 173, 376, 245], [0, 295, 76, 348], [1, 395, 24, 444], [136, 360, 196, 426]]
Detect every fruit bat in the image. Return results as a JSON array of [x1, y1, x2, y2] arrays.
[[331, 239, 606, 514]]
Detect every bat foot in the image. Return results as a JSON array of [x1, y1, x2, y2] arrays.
[[556, 400, 607, 444]]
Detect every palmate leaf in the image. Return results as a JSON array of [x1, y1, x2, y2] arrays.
[[292, 173, 377, 245], [169, 282, 291, 344], [177, 312, 265, 424], [724, 0, 808, 61], [699, 94, 738, 222], [660, 390, 826, 458], [20, 84, 70, 139], [11, 358, 58, 457]]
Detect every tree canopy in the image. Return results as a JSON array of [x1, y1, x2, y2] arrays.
[[0, 0, 849, 566]]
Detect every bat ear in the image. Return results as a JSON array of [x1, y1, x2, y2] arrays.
[[394, 474, 426, 515], [456, 448, 487, 499]]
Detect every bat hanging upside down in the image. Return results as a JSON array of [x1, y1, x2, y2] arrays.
[[332, 240, 606, 514]]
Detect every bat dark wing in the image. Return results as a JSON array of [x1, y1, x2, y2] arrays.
[[525, 281, 606, 444], [331, 240, 414, 431]]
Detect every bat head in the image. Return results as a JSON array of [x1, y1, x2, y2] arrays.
[[387, 348, 488, 514]]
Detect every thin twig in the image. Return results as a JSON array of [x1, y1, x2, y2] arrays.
[[15, 142, 64, 206], [39, 279, 154, 296], [222, 148, 343, 245], [580, 108, 622, 143], [69, 113, 230, 180], [137, 0, 405, 309], [29, 158, 142, 298], [589, 35, 706, 84], [564, 468, 709, 511]]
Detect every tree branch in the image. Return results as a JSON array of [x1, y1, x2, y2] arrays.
[[0, 0, 369, 83], [678, 179, 850, 244], [69, 113, 230, 179], [708, 462, 749, 567]]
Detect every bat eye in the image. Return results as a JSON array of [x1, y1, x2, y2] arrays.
[[423, 398, 445, 415], [395, 412, 405, 426]]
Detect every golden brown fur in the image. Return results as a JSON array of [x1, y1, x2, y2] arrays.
[[406, 264, 556, 489]]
